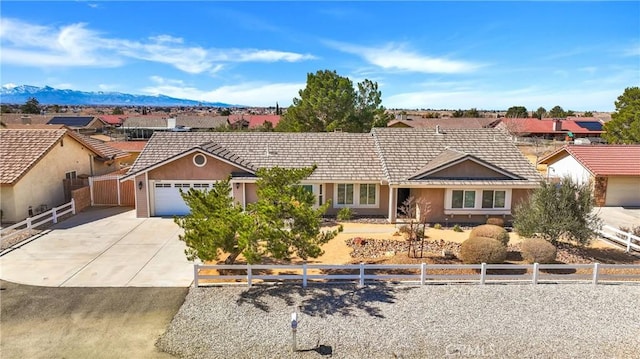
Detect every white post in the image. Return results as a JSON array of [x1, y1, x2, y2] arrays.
[[480, 263, 487, 285], [420, 263, 427, 285], [532, 263, 539, 285], [26, 218, 32, 230], [193, 264, 199, 287], [359, 262, 365, 287], [592, 263, 600, 285], [89, 177, 95, 206], [302, 263, 308, 288], [52, 207, 58, 224], [71, 198, 76, 214], [626, 233, 631, 253], [247, 264, 252, 287]]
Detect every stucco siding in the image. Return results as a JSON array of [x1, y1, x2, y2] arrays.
[[148, 151, 243, 181], [135, 174, 149, 218], [547, 155, 591, 185]]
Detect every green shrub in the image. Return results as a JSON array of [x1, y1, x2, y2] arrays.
[[469, 224, 509, 246], [337, 207, 353, 221], [433, 223, 442, 230], [486, 217, 505, 227], [520, 238, 557, 264], [460, 237, 507, 264], [453, 224, 463, 232]]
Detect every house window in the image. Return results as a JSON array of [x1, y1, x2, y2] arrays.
[[337, 184, 354, 205], [482, 190, 506, 208], [452, 190, 475, 208], [360, 184, 377, 205], [65, 171, 77, 180], [193, 154, 207, 167], [318, 185, 323, 205]]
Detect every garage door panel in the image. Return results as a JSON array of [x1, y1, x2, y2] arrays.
[[154, 183, 191, 216], [606, 177, 640, 207]]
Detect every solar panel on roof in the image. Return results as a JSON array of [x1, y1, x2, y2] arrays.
[[575, 121, 603, 131]]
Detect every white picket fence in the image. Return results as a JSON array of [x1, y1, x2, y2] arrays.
[[193, 262, 640, 287], [598, 225, 640, 252], [0, 200, 76, 241]]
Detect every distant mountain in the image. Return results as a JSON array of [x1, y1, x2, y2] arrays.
[[0, 85, 236, 107]]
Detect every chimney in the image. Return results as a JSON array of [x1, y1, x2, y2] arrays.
[[21, 115, 31, 125], [552, 119, 561, 132], [435, 124, 441, 135]]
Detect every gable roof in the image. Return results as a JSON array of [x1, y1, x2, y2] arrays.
[[539, 145, 640, 176], [372, 128, 541, 186], [98, 115, 127, 125], [127, 132, 382, 181], [407, 149, 521, 180], [47, 116, 99, 127], [388, 118, 499, 129]]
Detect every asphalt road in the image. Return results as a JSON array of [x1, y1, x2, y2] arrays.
[[0, 280, 188, 358]]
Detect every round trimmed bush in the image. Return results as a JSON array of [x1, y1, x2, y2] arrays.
[[520, 238, 557, 264], [469, 224, 510, 246], [486, 217, 505, 227], [460, 237, 507, 264]]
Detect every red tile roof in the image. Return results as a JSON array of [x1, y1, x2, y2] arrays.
[[229, 115, 281, 128], [540, 145, 640, 176], [98, 115, 127, 125], [107, 141, 147, 152], [498, 118, 604, 135]]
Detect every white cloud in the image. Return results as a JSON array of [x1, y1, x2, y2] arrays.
[[140, 79, 304, 106], [326, 41, 481, 74], [0, 18, 316, 73]]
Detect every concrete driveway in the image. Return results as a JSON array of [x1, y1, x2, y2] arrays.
[[0, 207, 194, 287], [596, 207, 640, 229]]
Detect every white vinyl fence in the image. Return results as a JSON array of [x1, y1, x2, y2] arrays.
[[0, 200, 75, 241], [194, 262, 640, 288], [598, 225, 640, 252]]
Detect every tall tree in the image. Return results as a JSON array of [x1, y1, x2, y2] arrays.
[[112, 107, 124, 115], [505, 106, 528, 118], [582, 111, 593, 117], [175, 167, 340, 264], [463, 108, 481, 117], [451, 109, 464, 118], [21, 97, 40, 114], [276, 70, 390, 132], [548, 105, 566, 118], [513, 178, 602, 246], [534, 107, 547, 119], [603, 87, 640, 144]]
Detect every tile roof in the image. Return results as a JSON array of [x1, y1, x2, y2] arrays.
[[229, 115, 281, 128], [47, 116, 98, 127], [0, 114, 54, 125], [1, 128, 67, 184], [497, 118, 604, 135], [127, 128, 541, 186], [539, 145, 640, 176], [128, 132, 382, 181], [177, 116, 228, 129], [388, 118, 500, 129], [123, 117, 168, 128], [71, 133, 129, 161], [107, 141, 148, 152], [372, 128, 541, 185], [98, 115, 127, 125]]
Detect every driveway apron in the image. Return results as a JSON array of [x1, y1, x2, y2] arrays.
[[0, 207, 194, 287]]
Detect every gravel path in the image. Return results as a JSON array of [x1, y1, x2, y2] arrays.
[[157, 283, 640, 358]]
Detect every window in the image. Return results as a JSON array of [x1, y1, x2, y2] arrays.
[[65, 171, 77, 180], [482, 190, 506, 208], [318, 185, 323, 205], [193, 153, 207, 167], [452, 190, 475, 208], [301, 185, 313, 193], [360, 184, 376, 205], [337, 184, 354, 205]]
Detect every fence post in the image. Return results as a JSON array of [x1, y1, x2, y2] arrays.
[[193, 264, 199, 287], [117, 177, 122, 206], [52, 207, 58, 224], [420, 263, 427, 285], [480, 263, 487, 285], [626, 233, 631, 253], [359, 262, 365, 287], [247, 264, 252, 287], [89, 177, 95, 206], [26, 218, 32, 230], [592, 263, 600, 285], [302, 263, 308, 288], [532, 263, 539, 285], [71, 198, 76, 215]]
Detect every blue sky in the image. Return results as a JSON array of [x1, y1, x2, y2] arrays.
[[1, 1, 638, 110]]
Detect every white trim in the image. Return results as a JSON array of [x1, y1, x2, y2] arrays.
[[332, 182, 380, 208], [145, 172, 150, 217], [444, 188, 512, 215]]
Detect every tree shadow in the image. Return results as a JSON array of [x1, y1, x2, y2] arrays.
[[235, 282, 413, 318]]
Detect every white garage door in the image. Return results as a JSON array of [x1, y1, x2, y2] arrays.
[[606, 177, 640, 207], [153, 182, 213, 216]]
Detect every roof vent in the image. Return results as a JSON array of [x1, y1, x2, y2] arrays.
[[435, 125, 443, 135]]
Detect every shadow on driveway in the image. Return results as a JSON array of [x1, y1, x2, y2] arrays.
[[0, 280, 187, 358]]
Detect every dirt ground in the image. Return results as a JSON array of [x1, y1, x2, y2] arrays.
[[0, 280, 187, 359]]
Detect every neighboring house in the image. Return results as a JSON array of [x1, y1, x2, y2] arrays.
[[47, 116, 107, 134], [496, 118, 605, 141], [539, 145, 640, 207], [107, 141, 148, 166], [123, 128, 541, 223], [0, 114, 53, 126], [0, 127, 128, 223], [123, 116, 228, 139], [388, 117, 500, 129], [228, 115, 281, 130], [98, 115, 128, 127]]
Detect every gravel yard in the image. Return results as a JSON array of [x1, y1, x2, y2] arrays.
[[158, 283, 640, 359]]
